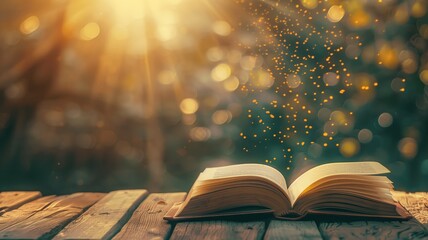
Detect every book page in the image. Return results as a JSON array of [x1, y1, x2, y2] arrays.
[[287, 161, 390, 205], [199, 164, 287, 191]]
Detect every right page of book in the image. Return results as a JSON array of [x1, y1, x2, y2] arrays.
[[287, 161, 390, 205]]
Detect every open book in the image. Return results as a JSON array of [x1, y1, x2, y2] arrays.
[[164, 161, 411, 221]]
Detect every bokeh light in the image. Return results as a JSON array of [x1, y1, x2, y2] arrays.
[[180, 98, 199, 114], [327, 5, 345, 23], [339, 138, 360, 158], [80, 22, 100, 41], [0, 0, 427, 194], [20, 15, 40, 35], [378, 113, 393, 128], [211, 63, 232, 82]]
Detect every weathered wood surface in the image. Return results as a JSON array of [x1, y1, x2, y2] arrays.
[[318, 220, 428, 240], [264, 220, 323, 240], [0, 190, 426, 239], [0, 191, 41, 215], [316, 191, 428, 240], [0, 192, 104, 239], [170, 220, 265, 240], [54, 190, 148, 240], [113, 193, 186, 240], [393, 190, 428, 228]]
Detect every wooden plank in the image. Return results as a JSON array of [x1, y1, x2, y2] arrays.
[[113, 192, 186, 240], [317, 191, 428, 239], [0, 192, 104, 239], [0, 191, 41, 215], [393, 191, 428, 228], [264, 220, 322, 240], [318, 220, 428, 239], [170, 220, 265, 240], [54, 190, 148, 240]]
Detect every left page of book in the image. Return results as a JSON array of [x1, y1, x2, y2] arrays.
[[200, 164, 288, 194]]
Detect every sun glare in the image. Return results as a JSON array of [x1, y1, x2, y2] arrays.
[[106, 0, 145, 25], [106, 0, 184, 26]]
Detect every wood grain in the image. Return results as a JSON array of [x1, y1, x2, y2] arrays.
[[0, 192, 104, 239], [264, 220, 322, 240], [393, 191, 428, 227], [113, 192, 186, 240], [54, 190, 148, 240], [170, 220, 265, 240], [316, 191, 428, 239], [0, 191, 41, 215], [318, 219, 427, 239]]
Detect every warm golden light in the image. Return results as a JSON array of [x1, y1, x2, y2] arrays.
[[211, 63, 232, 82], [190, 127, 211, 141], [286, 74, 301, 89], [340, 138, 360, 157], [250, 70, 274, 90], [180, 98, 199, 114], [398, 137, 418, 159], [80, 22, 100, 41], [327, 5, 345, 23], [212, 20, 232, 36], [212, 110, 232, 125], [301, 0, 318, 10], [20, 16, 40, 35], [323, 72, 339, 86], [420, 70, 428, 85], [107, 0, 145, 25], [348, 10, 371, 28], [223, 76, 240, 92]]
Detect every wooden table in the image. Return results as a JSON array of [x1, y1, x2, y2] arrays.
[[0, 190, 427, 239]]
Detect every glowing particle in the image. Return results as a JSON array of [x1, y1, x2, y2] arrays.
[[323, 72, 340, 86], [211, 63, 232, 82], [420, 70, 428, 85], [330, 110, 347, 125], [206, 47, 225, 62], [327, 5, 345, 23], [158, 70, 177, 85], [182, 114, 196, 125], [240, 56, 260, 70], [286, 74, 301, 88], [348, 10, 371, 28], [378, 44, 398, 69], [190, 127, 211, 141], [80, 22, 100, 41], [378, 112, 393, 128], [180, 98, 199, 114], [411, 0, 427, 18], [358, 129, 373, 143], [212, 110, 231, 125], [394, 4, 410, 24], [223, 76, 240, 91], [339, 138, 360, 157], [20, 16, 40, 35], [251, 70, 274, 89], [398, 137, 418, 159], [301, 0, 318, 9], [212, 20, 232, 36]]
